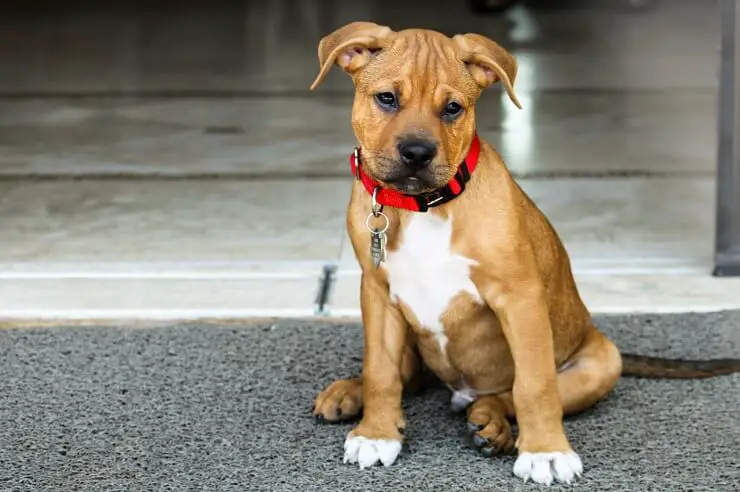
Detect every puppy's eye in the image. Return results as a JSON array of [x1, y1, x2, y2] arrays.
[[375, 92, 398, 110], [443, 102, 464, 120]]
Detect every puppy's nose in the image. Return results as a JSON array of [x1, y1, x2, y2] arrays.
[[398, 140, 437, 169]]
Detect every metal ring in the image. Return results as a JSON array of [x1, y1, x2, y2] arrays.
[[365, 212, 389, 235], [371, 187, 384, 217]]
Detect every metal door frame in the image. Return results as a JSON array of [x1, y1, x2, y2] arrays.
[[714, 0, 740, 276]]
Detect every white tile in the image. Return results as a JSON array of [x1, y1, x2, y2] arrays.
[[339, 177, 716, 267], [478, 91, 716, 176], [329, 272, 740, 317], [0, 261, 322, 278], [0, 277, 320, 320], [0, 178, 351, 266], [519, 177, 715, 261], [0, 92, 715, 177], [0, 98, 355, 176]]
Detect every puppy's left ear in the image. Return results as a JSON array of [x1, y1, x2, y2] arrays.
[[310, 22, 394, 90], [453, 33, 522, 109]]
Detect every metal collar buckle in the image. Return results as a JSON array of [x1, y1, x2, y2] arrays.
[[421, 189, 448, 206], [353, 147, 361, 181], [371, 186, 384, 216]]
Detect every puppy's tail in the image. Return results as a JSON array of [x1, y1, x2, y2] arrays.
[[621, 353, 740, 379]]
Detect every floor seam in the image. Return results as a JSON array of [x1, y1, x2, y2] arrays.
[[0, 170, 717, 182], [313, 263, 338, 316]]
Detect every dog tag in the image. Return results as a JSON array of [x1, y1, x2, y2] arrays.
[[370, 228, 387, 268]]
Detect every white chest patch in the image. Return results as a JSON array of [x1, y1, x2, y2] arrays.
[[383, 213, 481, 350]]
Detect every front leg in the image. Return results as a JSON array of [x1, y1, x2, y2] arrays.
[[482, 277, 582, 485], [343, 273, 409, 469]]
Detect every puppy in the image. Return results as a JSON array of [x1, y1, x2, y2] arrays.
[[309, 22, 740, 485]]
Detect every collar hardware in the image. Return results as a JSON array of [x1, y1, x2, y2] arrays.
[[352, 147, 362, 181]]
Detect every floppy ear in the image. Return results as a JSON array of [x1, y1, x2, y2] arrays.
[[309, 22, 394, 91], [453, 33, 522, 109]]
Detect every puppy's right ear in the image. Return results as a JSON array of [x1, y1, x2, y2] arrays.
[[309, 22, 393, 90]]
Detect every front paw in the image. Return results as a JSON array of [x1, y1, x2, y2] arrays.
[[513, 451, 583, 485], [343, 435, 402, 469], [342, 421, 404, 469], [313, 378, 363, 423]]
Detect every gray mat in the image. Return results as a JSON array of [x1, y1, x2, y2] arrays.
[[0, 312, 739, 492]]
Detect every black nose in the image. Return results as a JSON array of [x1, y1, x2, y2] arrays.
[[398, 140, 437, 169]]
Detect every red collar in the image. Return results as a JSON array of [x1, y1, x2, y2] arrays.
[[349, 134, 481, 212]]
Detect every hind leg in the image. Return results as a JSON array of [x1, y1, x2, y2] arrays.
[[466, 394, 515, 456], [489, 327, 621, 484], [498, 326, 623, 420], [555, 327, 622, 416], [313, 334, 421, 423]]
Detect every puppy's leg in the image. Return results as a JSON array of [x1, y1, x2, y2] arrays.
[[313, 339, 420, 423], [468, 328, 619, 463], [498, 326, 622, 417], [483, 281, 581, 485], [341, 274, 412, 469], [466, 395, 515, 456], [554, 326, 622, 415]]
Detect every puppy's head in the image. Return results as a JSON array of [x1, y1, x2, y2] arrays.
[[310, 22, 521, 194]]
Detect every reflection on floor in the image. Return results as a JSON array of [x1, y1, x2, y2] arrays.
[[1, 0, 737, 319]]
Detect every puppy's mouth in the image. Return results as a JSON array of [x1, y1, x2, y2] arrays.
[[362, 155, 449, 194], [386, 176, 429, 194], [380, 168, 448, 195]]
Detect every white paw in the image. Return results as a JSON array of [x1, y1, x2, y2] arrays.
[[513, 451, 583, 485], [343, 435, 402, 469]]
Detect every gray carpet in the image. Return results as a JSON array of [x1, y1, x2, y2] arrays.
[[0, 312, 739, 492]]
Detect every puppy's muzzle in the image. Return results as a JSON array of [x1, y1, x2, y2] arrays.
[[397, 139, 437, 171]]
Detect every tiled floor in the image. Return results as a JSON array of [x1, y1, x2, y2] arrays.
[[1, 0, 738, 319], [0, 179, 350, 263], [0, 91, 717, 178]]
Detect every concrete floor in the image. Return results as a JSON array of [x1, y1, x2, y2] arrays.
[[1, 0, 738, 319]]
